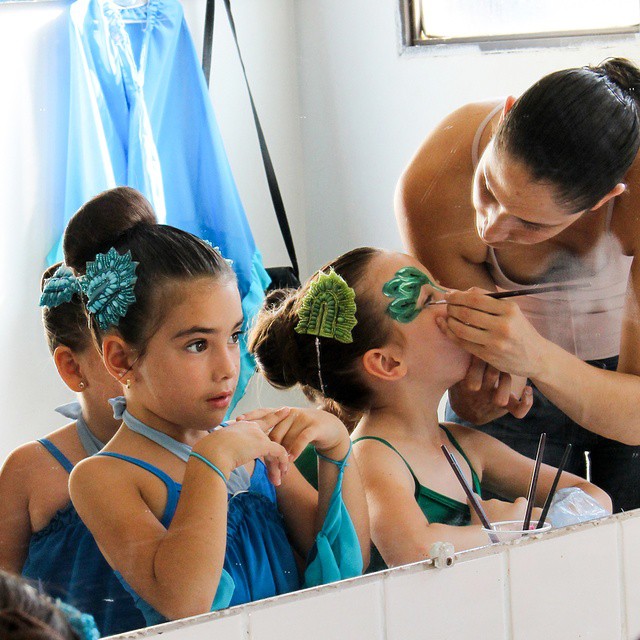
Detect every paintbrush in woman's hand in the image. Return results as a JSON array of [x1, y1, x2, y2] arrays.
[[426, 282, 589, 305]]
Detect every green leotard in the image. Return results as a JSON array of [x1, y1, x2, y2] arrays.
[[295, 443, 319, 489], [353, 425, 482, 572]]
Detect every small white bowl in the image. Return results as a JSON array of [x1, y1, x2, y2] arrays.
[[482, 520, 552, 543]]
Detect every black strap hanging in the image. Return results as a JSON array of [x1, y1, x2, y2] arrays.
[[201, 0, 301, 290], [202, 0, 215, 86]]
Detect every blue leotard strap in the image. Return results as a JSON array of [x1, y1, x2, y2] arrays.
[[303, 449, 362, 586], [97, 452, 180, 528], [108, 396, 251, 493], [56, 402, 105, 456], [38, 439, 74, 474], [314, 442, 352, 470]]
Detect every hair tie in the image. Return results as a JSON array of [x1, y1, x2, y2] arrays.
[[79, 247, 138, 330], [295, 269, 357, 343], [295, 269, 357, 395], [55, 600, 100, 640], [39, 265, 82, 309]]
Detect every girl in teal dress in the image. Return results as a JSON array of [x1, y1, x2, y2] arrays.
[[0, 188, 154, 635], [249, 248, 612, 572], [66, 192, 369, 625]]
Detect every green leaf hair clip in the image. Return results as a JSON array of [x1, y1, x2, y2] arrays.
[[383, 266, 446, 323], [80, 248, 138, 330], [295, 269, 357, 343], [39, 264, 82, 308]]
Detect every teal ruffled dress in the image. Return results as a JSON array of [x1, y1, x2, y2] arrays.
[[21, 403, 145, 636]]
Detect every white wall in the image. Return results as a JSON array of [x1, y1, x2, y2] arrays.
[[107, 510, 640, 640]]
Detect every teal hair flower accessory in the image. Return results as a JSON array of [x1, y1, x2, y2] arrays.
[[80, 248, 138, 330], [295, 269, 357, 343], [55, 600, 100, 640], [39, 265, 82, 308]]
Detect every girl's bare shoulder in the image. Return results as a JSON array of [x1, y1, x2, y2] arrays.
[[1, 424, 82, 481]]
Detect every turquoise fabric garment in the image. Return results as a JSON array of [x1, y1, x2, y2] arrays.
[[303, 454, 363, 586], [22, 440, 145, 636], [55, 0, 270, 406]]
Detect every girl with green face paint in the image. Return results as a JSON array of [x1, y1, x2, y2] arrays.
[[250, 247, 612, 573]]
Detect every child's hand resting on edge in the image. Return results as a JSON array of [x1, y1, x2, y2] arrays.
[[236, 407, 351, 462]]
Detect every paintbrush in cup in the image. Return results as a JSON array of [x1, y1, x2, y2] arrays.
[[426, 282, 589, 305], [536, 443, 573, 529], [441, 444, 499, 544], [522, 433, 546, 531]]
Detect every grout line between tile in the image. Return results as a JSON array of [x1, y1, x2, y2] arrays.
[[503, 549, 514, 640], [617, 521, 628, 639], [378, 575, 388, 640]]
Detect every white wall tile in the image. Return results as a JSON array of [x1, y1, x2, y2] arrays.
[[509, 523, 621, 640], [108, 612, 246, 640], [248, 582, 384, 640], [385, 554, 507, 640], [621, 514, 640, 639]]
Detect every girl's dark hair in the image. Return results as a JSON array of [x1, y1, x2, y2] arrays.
[[249, 248, 393, 425], [41, 188, 158, 355], [0, 571, 79, 639], [495, 57, 640, 213], [40, 263, 90, 355], [62, 187, 235, 355]]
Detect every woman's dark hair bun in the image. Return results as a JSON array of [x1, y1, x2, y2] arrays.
[[597, 57, 640, 95]]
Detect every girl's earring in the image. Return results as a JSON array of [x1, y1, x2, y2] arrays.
[[79, 381, 86, 390], [126, 379, 132, 389]]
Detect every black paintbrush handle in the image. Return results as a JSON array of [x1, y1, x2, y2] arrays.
[[537, 444, 573, 529], [441, 445, 499, 543], [523, 433, 546, 531]]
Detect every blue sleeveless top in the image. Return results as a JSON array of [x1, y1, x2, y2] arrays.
[[99, 451, 300, 626], [21, 436, 145, 636]]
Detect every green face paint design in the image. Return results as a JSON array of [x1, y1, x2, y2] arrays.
[[295, 269, 357, 343], [382, 266, 446, 323]]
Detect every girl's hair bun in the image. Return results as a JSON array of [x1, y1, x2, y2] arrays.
[[63, 187, 157, 273]]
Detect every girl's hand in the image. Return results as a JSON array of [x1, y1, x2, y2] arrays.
[[195, 412, 290, 486], [237, 407, 349, 462], [437, 288, 548, 379], [448, 356, 533, 424], [471, 497, 542, 526]]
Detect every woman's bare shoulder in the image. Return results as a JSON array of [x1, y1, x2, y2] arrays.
[[404, 99, 504, 171]]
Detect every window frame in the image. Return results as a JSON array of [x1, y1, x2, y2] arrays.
[[401, 0, 640, 50]]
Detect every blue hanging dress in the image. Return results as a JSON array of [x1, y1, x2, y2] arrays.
[[55, 0, 270, 405], [21, 403, 145, 636], [102, 397, 363, 626]]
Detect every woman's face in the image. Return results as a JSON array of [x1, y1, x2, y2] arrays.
[[126, 277, 243, 435], [473, 142, 584, 248], [373, 252, 471, 386]]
